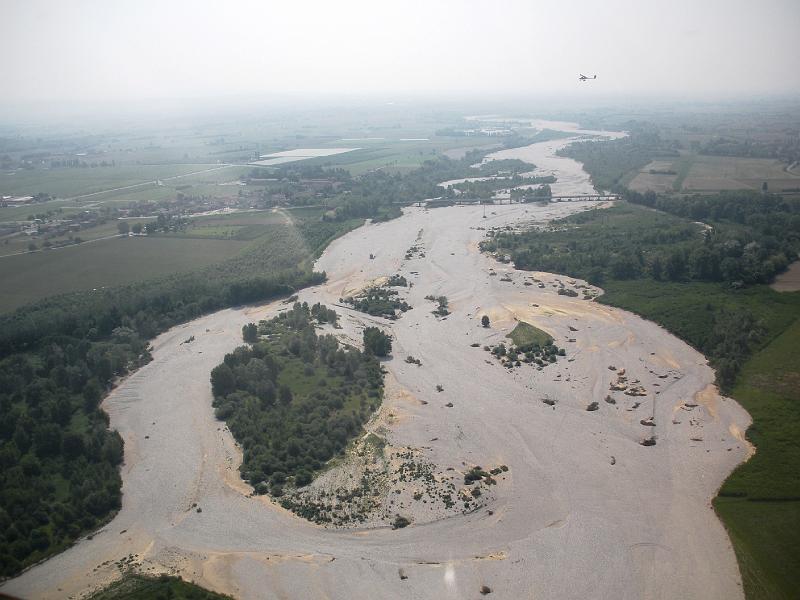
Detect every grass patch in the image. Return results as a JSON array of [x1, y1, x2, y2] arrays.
[[87, 573, 232, 599], [671, 154, 695, 191], [714, 499, 800, 600], [712, 317, 800, 600], [507, 321, 553, 350]]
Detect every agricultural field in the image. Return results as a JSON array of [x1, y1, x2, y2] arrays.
[[627, 159, 680, 193], [0, 164, 223, 199], [0, 234, 249, 312], [0, 205, 345, 314], [771, 261, 800, 292], [166, 210, 286, 240], [627, 153, 800, 195], [0, 218, 136, 256], [682, 155, 800, 193]]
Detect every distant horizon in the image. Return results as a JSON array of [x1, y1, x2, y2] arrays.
[[1, 91, 799, 129], [1, 0, 798, 123]]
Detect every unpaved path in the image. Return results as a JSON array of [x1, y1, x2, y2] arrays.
[[2, 131, 751, 600]]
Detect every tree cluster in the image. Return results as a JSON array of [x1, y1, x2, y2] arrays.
[[210, 303, 383, 495]]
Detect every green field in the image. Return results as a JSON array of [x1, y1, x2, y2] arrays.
[[714, 317, 800, 600], [0, 235, 249, 312], [165, 210, 287, 240], [0, 164, 221, 198]]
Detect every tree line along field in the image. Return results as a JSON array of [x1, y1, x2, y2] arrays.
[[561, 116, 800, 198], [0, 210, 300, 313]]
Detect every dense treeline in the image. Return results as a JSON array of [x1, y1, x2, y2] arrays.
[[0, 220, 330, 576], [210, 303, 383, 496], [486, 195, 799, 288], [482, 203, 701, 285], [625, 189, 800, 284]]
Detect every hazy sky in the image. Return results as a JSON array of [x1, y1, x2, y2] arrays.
[[1, 0, 798, 112]]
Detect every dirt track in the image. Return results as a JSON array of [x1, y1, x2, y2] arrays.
[[2, 134, 751, 600]]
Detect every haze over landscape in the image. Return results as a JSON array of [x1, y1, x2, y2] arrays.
[[1, 0, 799, 116], [0, 1, 799, 600]]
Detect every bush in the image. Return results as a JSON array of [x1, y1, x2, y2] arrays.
[[392, 515, 411, 529], [363, 327, 392, 357]]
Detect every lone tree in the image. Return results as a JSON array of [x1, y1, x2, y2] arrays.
[[117, 221, 130, 235], [363, 326, 392, 357], [481, 315, 490, 328]]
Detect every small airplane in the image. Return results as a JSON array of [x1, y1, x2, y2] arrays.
[[579, 74, 597, 82]]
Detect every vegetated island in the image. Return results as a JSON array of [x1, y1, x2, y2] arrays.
[[210, 302, 386, 500]]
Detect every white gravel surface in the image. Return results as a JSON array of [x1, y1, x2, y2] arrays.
[[2, 133, 751, 600]]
